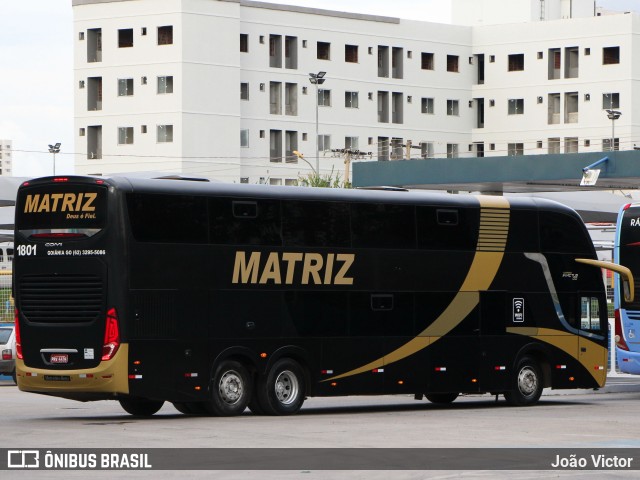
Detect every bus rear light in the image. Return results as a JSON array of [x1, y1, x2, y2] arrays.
[[128, 374, 142, 380], [494, 366, 506, 371], [14, 309, 23, 360], [623, 203, 632, 211], [615, 309, 630, 351], [52, 177, 69, 183], [102, 308, 120, 361], [556, 365, 567, 369], [184, 373, 199, 378], [434, 367, 447, 372]]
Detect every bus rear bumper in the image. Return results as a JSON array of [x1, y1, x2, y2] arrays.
[[16, 344, 129, 400], [616, 347, 640, 375]]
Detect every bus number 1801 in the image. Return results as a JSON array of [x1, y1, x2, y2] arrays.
[[17, 245, 37, 256]]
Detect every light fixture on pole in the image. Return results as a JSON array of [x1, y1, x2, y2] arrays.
[[48, 143, 61, 175], [308, 71, 326, 175], [606, 109, 621, 152]]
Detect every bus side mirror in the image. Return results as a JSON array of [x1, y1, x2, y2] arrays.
[[575, 258, 635, 303]]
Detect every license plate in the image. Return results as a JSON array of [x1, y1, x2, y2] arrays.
[[50, 354, 69, 364], [44, 375, 71, 382]]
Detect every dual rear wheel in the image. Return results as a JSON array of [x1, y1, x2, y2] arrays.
[[187, 357, 306, 417]]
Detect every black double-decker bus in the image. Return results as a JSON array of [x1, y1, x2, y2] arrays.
[[13, 176, 632, 416]]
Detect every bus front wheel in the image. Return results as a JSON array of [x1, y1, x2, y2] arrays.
[[119, 397, 164, 416], [206, 360, 252, 416], [425, 392, 459, 404], [258, 358, 306, 415], [504, 356, 543, 406]]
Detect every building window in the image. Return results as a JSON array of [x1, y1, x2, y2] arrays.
[[420, 142, 434, 158], [565, 92, 579, 123], [141, 125, 147, 133], [603, 46, 620, 65], [603, 92, 620, 109], [548, 137, 561, 154], [241, 129, 249, 148], [447, 99, 459, 116], [446, 144, 458, 158], [118, 127, 133, 145], [447, 55, 459, 72], [241, 82, 249, 100], [79, 31, 85, 41], [508, 143, 524, 156], [345, 44, 358, 63], [536, 140, 543, 149], [508, 54, 524, 71], [285, 82, 298, 115], [141, 76, 147, 85], [269, 35, 282, 68], [508, 99, 524, 115], [141, 27, 147, 36], [565, 137, 579, 153], [118, 29, 133, 48], [317, 41, 330, 60], [345, 91, 359, 108], [585, 48, 590, 55], [285, 36, 298, 69], [584, 139, 591, 148], [240, 33, 248, 52], [489, 55, 495, 63], [318, 89, 331, 107], [345, 136, 359, 150], [79, 128, 86, 136], [158, 26, 173, 45], [318, 134, 330, 151], [117, 78, 134, 96], [79, 80, 85, 89], [421, 97, 434, 114], [157, 125, 173, 143], [421, 52, 434, 70], [270, 129, 282, 162], [603, 138, 619, 151], [157, 76, 173, 94], [270, 82, 282, 114], [537, 51, 543, 59]]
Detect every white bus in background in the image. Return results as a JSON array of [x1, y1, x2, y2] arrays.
[[0, 242, 13, 289]]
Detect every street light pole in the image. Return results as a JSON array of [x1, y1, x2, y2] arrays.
[[606, 109, 621, 152], [308, 72, 326, 176], [48, 142, 61, 175]]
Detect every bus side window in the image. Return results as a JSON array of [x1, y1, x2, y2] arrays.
[[416, 206, 478, 250], [539, 211, 592, 254], [210, 198, 282, 246], [351, 203, 415, 249], [580, 296, 602, 331]]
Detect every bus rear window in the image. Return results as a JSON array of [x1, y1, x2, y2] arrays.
[[16, 183, 107, 239]]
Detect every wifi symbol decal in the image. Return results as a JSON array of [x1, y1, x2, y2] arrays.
[[513, 298, 525, 323]]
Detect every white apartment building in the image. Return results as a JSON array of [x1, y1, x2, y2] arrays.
[[0, 141, 13, 177], [72, 0, 640, 184]]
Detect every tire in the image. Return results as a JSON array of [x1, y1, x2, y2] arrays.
[[172, 402, 207, 415], [425, 392, 459, 404], [504, 356, 543, 406], [119, 397, 164, 416], [11, 369, 16, 385], [205, 360, 251, 416], [257, 358, 306, 416]]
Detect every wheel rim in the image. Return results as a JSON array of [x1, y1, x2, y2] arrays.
[[274, 370, 299, 406], [218, 370, 244, 405], [517, 366, 538, 398]]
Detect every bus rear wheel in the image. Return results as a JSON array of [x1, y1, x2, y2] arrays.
[[119, 397, 164, 416], [257, 358, 306, 415], [504, 356, 543, 406], [425, 392, 459, 404], [206, 360, 251, 416]]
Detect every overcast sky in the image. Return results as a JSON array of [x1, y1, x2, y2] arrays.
[[0, 0, 638, 177]]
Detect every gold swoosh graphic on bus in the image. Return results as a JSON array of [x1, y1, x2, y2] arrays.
[[507, 327, 607, 386], [324, 196, 510, 382]]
